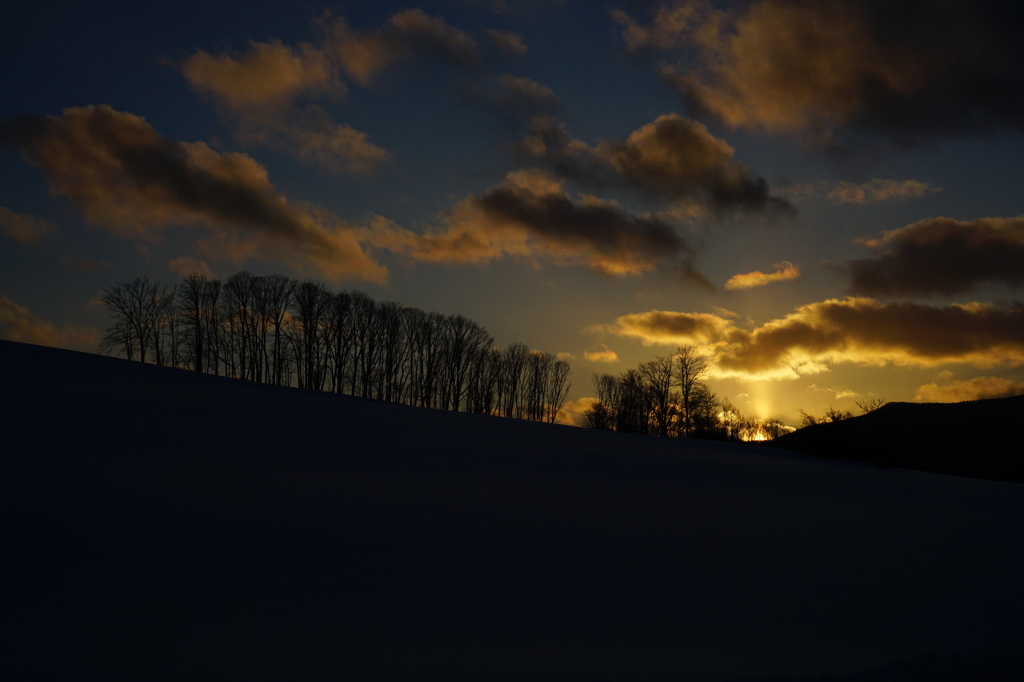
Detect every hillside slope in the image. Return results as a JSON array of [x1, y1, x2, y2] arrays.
[[3, 340, 1024, 681]]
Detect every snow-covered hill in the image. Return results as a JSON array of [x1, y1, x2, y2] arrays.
[[4, 340, 1023, 681]]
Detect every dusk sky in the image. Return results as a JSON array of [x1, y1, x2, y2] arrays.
[[3, 0, 1024, 426]]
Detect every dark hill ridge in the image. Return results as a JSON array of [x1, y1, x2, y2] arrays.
[[767, 396, 1024, 483], [4, 340, 1024, 682]]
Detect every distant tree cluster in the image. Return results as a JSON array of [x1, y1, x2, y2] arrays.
[[580, 345, 788, 441], [99, 272, 571, 423]]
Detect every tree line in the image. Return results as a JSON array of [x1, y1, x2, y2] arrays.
[[98, 271, 571, 423], [581, 345, 786, 441]]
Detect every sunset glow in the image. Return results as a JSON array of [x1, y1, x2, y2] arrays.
[[3, 1, 1024, 426]]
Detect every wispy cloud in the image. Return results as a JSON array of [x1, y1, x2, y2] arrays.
[[846, 216, 1024, 296], [1, 105, 388, 282], [614, 0, 1024, 144], [0, 206, 54, 243], [596, 297, 1024, 379], [0, 295, 99, 349], [724, 261, 800, 290], [781, 179, 942, 204]]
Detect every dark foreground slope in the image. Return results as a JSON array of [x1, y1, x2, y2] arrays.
[[768, 397, 1024, 483], [3, 340, 1024, 682]]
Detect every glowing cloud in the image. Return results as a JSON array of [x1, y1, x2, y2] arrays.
[[596, 298, 1024, 379], [0, 206, 54, 244], [0, 296, 99, 350], [524, 114, 790, 212], [584, 349, 619, 363], [914, 374, 1024, 402], [724, 261, 800, 290], [366, 169, 708, 282], [1, 105, 387, 283], [615, 0, 1024, 142], [847, 216, 1024, 296]]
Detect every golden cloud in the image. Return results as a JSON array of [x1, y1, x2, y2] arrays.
[[847, 216, 1024, 296], [596, 297, 1024, 380], [2, 105, 387, 283], [365, 169, 707, 281], [616, 0, 1024, 141], [584, 349, 619, 363], [724, 261, 800, 290], [914, 375, 1024, 403], [0, 206, 54, 244], [524, 114, 790, 212], [0, 296, 99, 350]]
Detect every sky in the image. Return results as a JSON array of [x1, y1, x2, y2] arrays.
[[3, 0, 1024, 426]]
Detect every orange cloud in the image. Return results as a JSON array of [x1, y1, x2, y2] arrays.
[[597, 298, 1024, 380], [365, 169, 708, 281], [2, 105, 387, 283], [0, 296, 99, 350], [914, 374, 1024, 403], [180, 39, 338, 110], [555, 396, 598, 426], [596, 309, 734, 345], [0, 206, 54, 243], [615, 1, 1024, 141], [847, 216, 1024, 296], [724, 261, 800, 290], [524, 114, 790, 212], [584, 349, 619, 363]]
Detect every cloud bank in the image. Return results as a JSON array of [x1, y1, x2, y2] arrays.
[[598, 297, 1024, 379], [1, 105, 387, 282], [914, 373, 1024, 403], [524, 114, 790, 213], [368, 168, 709, 282], [615, 0, 1024, 143], [847, 216, 1024, 296]]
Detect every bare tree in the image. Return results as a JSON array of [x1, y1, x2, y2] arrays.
[[676, 345, 709, 437], [99, 275, 173, 364]]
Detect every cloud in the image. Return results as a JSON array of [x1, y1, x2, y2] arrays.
[[828, 179, 942, 204], [846, 216, 1024, 296], [0, 295, 99, 350], [597, 297, 1024, 379], [366, 168, 709, 281], [180, 39, 339, 110], [461, 74, 561, 128], [555, 396, 598, 426], [487, 29, 527, 56], [322, 8, 482, 86], [524, 114, 790, 212], [595, 309, 734, 345], [179, 37, 389, 174], [584, 349, 619, 363], [724, 261, 800, 290], [1, 105, 387, 283], [0, 206, 54, 243], [781, 178, 942, 204], [615, 0, 1024, 143], [914, 375, 1024, 402]]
